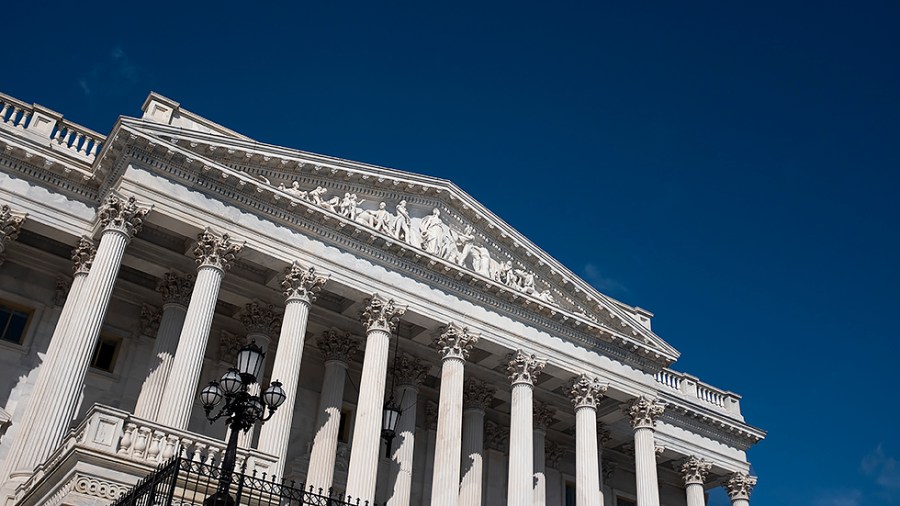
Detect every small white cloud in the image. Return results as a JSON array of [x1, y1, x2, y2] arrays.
[[863, 444, 900, 490], [77, 45, 147, 97], [813, 490, 863, 506], [582, 263, 629, 295]]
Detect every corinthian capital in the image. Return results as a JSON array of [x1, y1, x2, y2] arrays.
[[724, 472, 757, 500], [625, 395, 666, 430], [97, 194, 150, 238], [0, 204, 26, 254], [679, 456, 712, 486], [239, 301, 282, 337], [360, 294, 406, 332], [71, 237, 96, 275], [484, 421, 508, 452], [317, 329, 359, 363], [394, 354, 429, 387], [433, 322, 479, 361], [463, 379, 496, 411], [282, 260, 328, 303], [533, 401, 556, 431], [140, 304, 161, 336], [568, 374, 608, 409], [506, 349, 546, 386], [192, 229, 242, 271], [156, 271, 194, 306]]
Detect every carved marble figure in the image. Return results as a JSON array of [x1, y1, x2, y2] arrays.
[[420, 208, 446, 255]]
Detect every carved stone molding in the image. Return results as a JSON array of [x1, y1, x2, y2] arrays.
[[360, 293, 406, 332], [317, 329, 359, 364], [0, 204, 26, 264], [433, 322, 479, 361], [597, 422, 611, 445], [484, 420, 508, 452], [71, 236, 96, 275], [602, 459, 617, 481], [506, 349, 546, 386], [533, 401, 556, 431], [192, 228, 242, 271], [140, 303, 161, 336], [97, 194, 150, 238], [724, 472, 757, 500], [72, 474, 130, 500], [462, 379, 496, 411], [239, 301, 282, 338], [394, 353, 429, 387], [678, 455, 712, 486], [281, 260, 327, 303], [156, 271, 194, 307], [219, 330, 243, 364], [568, 374, 608, 409], [626, 395, 666, 430], [546, 440, 564, 469], [54, 276, 70, 306], [425, 401, 439, 430]]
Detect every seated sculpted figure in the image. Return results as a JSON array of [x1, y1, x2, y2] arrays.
[[280, 181, 308, 200]]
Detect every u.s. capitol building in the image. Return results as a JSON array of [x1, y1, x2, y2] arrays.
[[0, 91, 763, 506]]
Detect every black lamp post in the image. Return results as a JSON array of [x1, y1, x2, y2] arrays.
[[380, 326, 403, 454], [198, 342, 287, 506]]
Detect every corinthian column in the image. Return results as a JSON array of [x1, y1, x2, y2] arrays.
[[0, 203, 26, 267], [506, 350, 546, 506], [258, 261, 327, 477], [158, 229, 242, 430], [306, 330, 359, 493], [430, 323, 479, 506], [679, 456, 711, 506], [533, 401, 555, 506], [0, 237, 94, 491], [134, 271, 194, 420], [345, 294, 406, 504], [386, 354, 428, 506], [5, 195, 148, 481], [458, 379, 495, 506], [569, 374, 608, 506], [233, 301, 282, 449], [724, 472, 757, 506], [626, 396, 666, 506]]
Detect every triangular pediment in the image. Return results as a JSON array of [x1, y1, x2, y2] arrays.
[[101, 107, 679, 365]]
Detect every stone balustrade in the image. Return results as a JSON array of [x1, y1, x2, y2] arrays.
[[0, 91, 104, 163], [16, 404, 278, 501], [655, 368, 742, 416]]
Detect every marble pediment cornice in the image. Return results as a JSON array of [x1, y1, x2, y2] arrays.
[[657, 392, 766, 450], [96, 119, 680, 366]]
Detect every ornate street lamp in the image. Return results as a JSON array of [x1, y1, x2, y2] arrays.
[[381, 326, 403, 454], [199, 342, 286, 506]]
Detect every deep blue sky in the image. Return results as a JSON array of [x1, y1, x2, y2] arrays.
[[4, 2, 899, 505]]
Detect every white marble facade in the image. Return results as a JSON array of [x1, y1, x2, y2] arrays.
[[0, 91, 764, 506]]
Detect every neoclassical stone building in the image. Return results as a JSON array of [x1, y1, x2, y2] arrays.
[[0, 91, 763, 506]]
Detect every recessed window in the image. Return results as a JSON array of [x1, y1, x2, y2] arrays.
[[0, 300, 32, 345], [338, 408, 353, 444], [565, 481, 576, 506], [90, 334, 122, 372], [617, 498, 636, 506]]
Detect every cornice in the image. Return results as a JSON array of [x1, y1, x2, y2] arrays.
[[658, 393, 766, 450]]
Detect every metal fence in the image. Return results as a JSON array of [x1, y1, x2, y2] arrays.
[[112, 456, 378, 506]]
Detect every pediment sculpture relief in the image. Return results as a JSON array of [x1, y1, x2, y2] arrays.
[[275, 180, 557, 305]]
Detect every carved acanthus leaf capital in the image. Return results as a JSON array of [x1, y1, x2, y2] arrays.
[[425, 401, 439, 430], [218, 330, 243, 363], [679, 456, 712, 486], [433, 322, 479, 361], [239, 301, 282, 337], [724, 472, 757, 500], [625, 395, 666, 430], [597, 422, 611, 445], [282, 261, 327, 303], [54, 276, 70, 306], [360, 294, 406, 332], [506, 349, 546, 386], [317, 329, 359, 363], [193, 229, 242, 271], [71, 237, 96, 275], [568, 374, 608, 409], [156, 271, 194, 306], [533, 401, 556, 431], [0, 204, 26, 248], [463, 379, 496, 411], [97, 194, 150, 238], [394, 354, 429, 387], [140, 303, 161, 336], [546, 440, 564, 469], [484, 421, 509, 452]]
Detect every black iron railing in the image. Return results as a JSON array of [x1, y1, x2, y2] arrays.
[[112, 456, 378, 506]]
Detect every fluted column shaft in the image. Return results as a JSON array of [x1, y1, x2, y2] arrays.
[[634, 427, 659, 506], [386, 383, 419, 506], [346, 295, 405, 503], [534, 427, 547, 506], [431, 357, 465, 506], [458, 407, 485, 506], [158, 264, 223, 429], [134, 302, 187, 419], [236, 330, 272, 449], [508, 381, 534, 506], [257, 299, 312, 477], [731, 498, 749, 506], [575, 407, 601, 506], [686, 483, 705, 506], [680, 456, 712, 506], [306, 359, 349, 492]]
